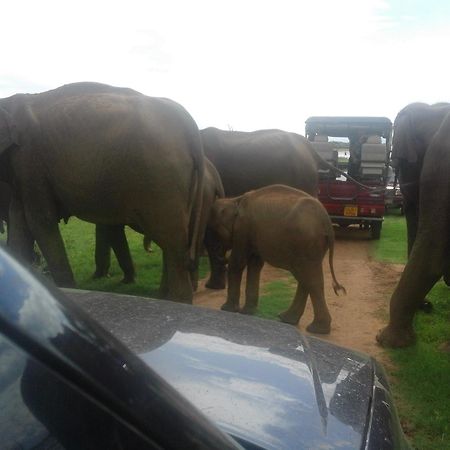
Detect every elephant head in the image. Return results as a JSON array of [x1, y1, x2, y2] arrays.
[[208, 197, 241, 250], [0, 107, 19, 157]]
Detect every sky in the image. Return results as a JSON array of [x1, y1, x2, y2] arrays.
[[1, 0, 450, 134]]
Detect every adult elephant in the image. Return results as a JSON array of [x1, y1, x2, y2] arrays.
[[201, 127, 320, 197], [377, 109, 450, 347], [200, 127, 323, 288], [93, 158, 225, 291], [93, 128, 324, 290], [0, 82, 204, 303], [390, 102, 450, 312], [390, 102, 450, 255]]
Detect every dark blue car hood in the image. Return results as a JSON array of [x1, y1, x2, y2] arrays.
[[140, 329, 372, 449], [70, 291, 380, 450], [0, 246, 407, 450]]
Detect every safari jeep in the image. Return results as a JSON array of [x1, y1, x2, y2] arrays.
[[305, 116, 393, 239]]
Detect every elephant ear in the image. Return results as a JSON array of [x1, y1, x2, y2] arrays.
[[392, 109, 422, 165], [0, 107, 19, 155]]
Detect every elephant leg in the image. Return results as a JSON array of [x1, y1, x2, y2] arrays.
[[279, 283, 309, 325], [8, 196, 35, 265], [93, 224, 111, 279], [204, 228, 227, 290], [296, 262, 331, 334], [403, 198, 419, 257], [94, 225, 135, 283], [377, 256, 441, 348], [24, 203, 75, 288], [222, 250, 247, 312], [164, 248, 193, 303], [241, 255, 264, 315], [403, 198, 434, 312], [108, 226, 136, 284]]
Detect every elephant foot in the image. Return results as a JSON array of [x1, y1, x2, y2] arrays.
[[221, 301, 239, 312], [278, 310, 300, 325], [306, 320, 331, 335], [239, 305, 257, 315], [205, 274, 227, 290], [121, 275, 135, 284], [92, 271, 110, 279], [418, 299, 433, 314], [376, 325, 416, 348]]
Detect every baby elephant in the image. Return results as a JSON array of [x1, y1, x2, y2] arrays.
[[208, 184, 345, 334]]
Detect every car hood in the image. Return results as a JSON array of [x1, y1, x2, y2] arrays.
[[69, 291, 376, 450]]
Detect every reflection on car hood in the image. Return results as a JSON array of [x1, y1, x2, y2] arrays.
[[70, 291, 374, 450]]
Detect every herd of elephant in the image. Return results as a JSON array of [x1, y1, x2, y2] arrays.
[[0, 82, 447, 348]]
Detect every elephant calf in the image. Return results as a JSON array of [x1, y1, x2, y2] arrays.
[[208, 184, 345, 334]]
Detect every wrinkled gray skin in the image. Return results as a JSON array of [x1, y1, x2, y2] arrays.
[[94, 158, 225, 292], [0, 82, 204, 303], [377, 106, 450, 347], [201, 127, 325, 289], [209, 184, 345, 334]]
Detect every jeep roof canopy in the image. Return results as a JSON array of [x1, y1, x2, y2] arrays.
[[305, 116, 392, 139]]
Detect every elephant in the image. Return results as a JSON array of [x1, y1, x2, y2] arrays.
[[200, 127, 329, 289], [208, 184, 346, 334], [377, 108, 450, 347], [0, 82, 205, 303], [388, 102, 450, 312], [390, 102, 450, 255], [93, 127, 328, 290], [93, 158, 225, 292]]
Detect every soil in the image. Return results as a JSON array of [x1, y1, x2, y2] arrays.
[[194, 225, 405, 364]]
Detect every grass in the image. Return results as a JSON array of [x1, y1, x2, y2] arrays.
[[43, 219, 208, 298], [256, 278, 296, 320], [374, 211, 450, 450], [60, 219, 163, 297], [373, 209, 408, 264]]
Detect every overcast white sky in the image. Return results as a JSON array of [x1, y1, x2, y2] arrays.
[[1, 0, 449, 133]]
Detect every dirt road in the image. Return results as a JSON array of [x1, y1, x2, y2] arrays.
[[194, 226, 404, 361]]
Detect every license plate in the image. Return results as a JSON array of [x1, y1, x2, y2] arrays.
[[344, 205, 358, 217]]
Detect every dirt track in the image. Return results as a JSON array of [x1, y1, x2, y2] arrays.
[[194, 226, 405, 361]]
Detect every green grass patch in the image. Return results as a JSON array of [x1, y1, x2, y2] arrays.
[[388, 282, 450, 450], [373, 211, 408, 264], [58, 219, 208, 297], [256, 277, 296, 320], [374, 211, 450, 450]]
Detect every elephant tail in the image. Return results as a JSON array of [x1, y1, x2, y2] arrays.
[[187, 128, 205, 268], [326, 232, 346, 296]]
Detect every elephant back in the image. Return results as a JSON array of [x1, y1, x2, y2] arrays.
[[200, 128, 318, 197]]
